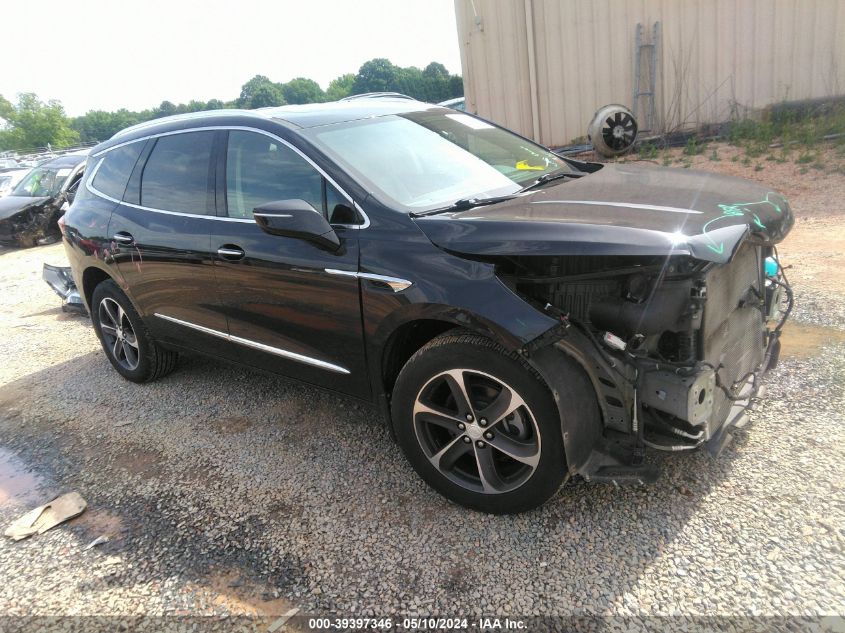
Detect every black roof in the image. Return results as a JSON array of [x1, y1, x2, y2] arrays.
[[104, 99, 440, 142], [40, 153, 89, 168], [264, 99, 435, 128]]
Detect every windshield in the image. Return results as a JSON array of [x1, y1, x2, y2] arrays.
[[303, 110, 571, 212], [11, 166, 69, 198]]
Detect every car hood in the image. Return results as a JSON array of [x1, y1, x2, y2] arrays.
[[0, 196, 50, 222], [413, 164, 794, 263]]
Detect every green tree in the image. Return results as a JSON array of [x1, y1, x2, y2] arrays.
[[281, 77, 324, 104], [0, 93, 79, 151], [249, 84, 286, 108], [421, 62, 457, 102], [448, 75, 464, 99], [350, 58, 463, 102], [153, 100, 178, 118], [237, 75, 285, 109], [396, 66, 426, 100], [423, 62, 449, 80], [0, 94, 13, 122], [353, 58, 400, 94], [325, 74, 356, 101], [72, 109, 142, 143], [185, 100, 209, 113], [0, 59, 463, 151]]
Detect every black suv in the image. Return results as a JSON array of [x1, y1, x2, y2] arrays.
[[63, 100, 793, 513]]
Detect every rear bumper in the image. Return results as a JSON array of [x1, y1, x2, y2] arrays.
[[43, 263, 86, 313]]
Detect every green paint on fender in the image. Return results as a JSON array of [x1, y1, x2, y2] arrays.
[[704, 192, 785, 253]]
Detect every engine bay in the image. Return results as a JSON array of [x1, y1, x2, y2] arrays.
[[496, 244, 791, 453]]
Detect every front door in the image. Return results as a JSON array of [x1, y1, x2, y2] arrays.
[[211, 129, 369, 397]]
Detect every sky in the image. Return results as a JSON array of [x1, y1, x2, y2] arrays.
[[2, 0, 461, 117]]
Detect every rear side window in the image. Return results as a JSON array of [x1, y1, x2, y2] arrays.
[[92, 142, 144, 200], [140, 131, 215, 215]]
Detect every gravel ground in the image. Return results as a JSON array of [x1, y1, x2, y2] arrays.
[[1, 154, 844, 630]]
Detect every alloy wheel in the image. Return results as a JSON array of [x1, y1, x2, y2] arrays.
[[413, 369, 541, 494], [98, 297, 140, 371]]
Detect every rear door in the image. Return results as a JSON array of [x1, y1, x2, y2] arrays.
[[107, 130, 231, 354], [210, 129, 369, 397]]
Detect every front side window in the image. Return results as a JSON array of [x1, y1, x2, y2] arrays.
[[92, 142, 144, 200], [140, 131, 214, 215], [225, 131, 323, 219], [303, 110, 571, 212]]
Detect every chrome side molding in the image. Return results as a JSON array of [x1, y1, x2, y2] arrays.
[[324, 269, 412, 292], [153, 313, 350, 375]]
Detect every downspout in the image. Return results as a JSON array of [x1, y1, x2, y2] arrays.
[[524, 0, 541, 142]]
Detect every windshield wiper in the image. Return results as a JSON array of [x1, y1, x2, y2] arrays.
[[519, 169, 585, 192], [409, 194, 519, 218]]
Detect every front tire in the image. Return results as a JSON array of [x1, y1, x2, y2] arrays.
[[91, 280, 178, 383], [391, 332, 567, 514]]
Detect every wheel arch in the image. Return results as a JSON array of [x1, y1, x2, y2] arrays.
[[525, 335, 609, 476], [372, 305, 533, 424], [380, 318, 459, 399], [81, 264, 137, 316], [81, 266, 114, 311]]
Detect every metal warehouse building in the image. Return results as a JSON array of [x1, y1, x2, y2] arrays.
[[454, 0, 845, 147]]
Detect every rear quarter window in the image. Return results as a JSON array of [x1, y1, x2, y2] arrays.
[[92, 142, 144, 200]]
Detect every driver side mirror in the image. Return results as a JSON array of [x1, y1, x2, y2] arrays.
[[253, 199, 341, 251]]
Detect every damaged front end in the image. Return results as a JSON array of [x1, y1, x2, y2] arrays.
[[0, 198, 63, 248], [411, 163, 796, 484], [499, 242, 792, 483]]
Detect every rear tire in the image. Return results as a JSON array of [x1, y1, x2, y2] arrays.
[[91, 280, 178, 383], [391, 332, 567, 514]]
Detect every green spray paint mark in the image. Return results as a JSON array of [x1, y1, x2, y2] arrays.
[[703, 191, 785, 255]]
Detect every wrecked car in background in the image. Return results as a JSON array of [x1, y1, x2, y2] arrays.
[[0, 168, 30, 198], [62, 101, 793, 513], [0, 152, 87, 247]]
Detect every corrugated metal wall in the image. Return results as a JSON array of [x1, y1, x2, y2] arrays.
[[455, 0, 845, 147]]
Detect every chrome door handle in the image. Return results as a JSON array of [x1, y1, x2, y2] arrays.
[[217, 246, 245, 261], [112, 231, 134, 245]]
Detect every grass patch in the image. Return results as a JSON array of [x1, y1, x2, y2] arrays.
[[638, 142, 658, 160], [683, 137, 705, 156], [727, 100, 845, 154]]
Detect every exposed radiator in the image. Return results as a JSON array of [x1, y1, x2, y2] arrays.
[[701, 244, 765, 437]]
